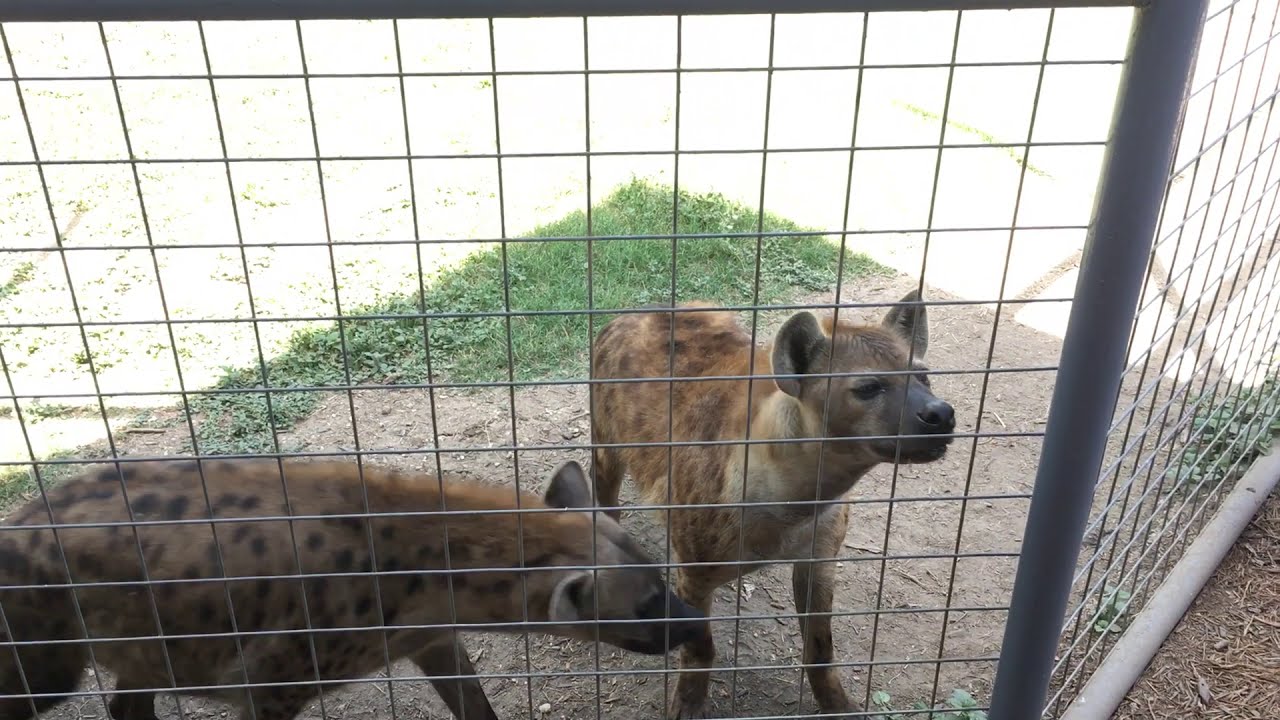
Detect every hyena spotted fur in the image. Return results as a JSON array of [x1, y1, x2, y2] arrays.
[[0, 458, 708, 720], [590, 291, 957, 719]]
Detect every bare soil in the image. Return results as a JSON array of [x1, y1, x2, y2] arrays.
[[15, 272, 1141, 720]]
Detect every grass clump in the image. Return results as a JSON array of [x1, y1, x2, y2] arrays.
[[0, 449, 83, 511], [191, 178, 887, 455], [0, 261, 36, 301]]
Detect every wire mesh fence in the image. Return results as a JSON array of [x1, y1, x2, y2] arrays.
[[0, 2, 1275, 720], [1044, 0, 1280, 712]]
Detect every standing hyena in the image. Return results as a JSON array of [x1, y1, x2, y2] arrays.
[[590, 291, 957, 719], [0, 458, 709, 720]]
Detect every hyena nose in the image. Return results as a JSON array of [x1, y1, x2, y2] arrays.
[[918, 400, 955, 431], [663, 592, 710, 648]]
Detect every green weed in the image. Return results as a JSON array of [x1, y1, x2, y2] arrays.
[[1170, 368, 1280, 497], [871, 688, 988, 720], [1089, 584, 1133, 635]]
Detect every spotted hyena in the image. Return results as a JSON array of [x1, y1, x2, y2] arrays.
[[590, 291, 957, 718], [0, 458, 709, 720]]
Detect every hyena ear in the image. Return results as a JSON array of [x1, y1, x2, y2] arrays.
[[772, 311, 827, 398], [548, 570, 595, 623], [543, 460, 592, 510], [881, 290, 929, 360]]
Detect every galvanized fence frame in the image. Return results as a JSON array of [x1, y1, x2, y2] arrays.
[[1, 2, 1276, 720]]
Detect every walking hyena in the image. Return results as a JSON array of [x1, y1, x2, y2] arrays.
[[590, 291, 957, 719], [0, 458, 709, 720]]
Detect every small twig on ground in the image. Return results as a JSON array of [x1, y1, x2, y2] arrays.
[[891, 567, 931, 592]]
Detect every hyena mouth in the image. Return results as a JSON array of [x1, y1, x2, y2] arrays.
[[907, 442, 951, 462], [875, 436, 952, 463]]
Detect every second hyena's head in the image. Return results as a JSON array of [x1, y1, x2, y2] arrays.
[[529, 461, 709, 655], [770, 290, 957, 465]]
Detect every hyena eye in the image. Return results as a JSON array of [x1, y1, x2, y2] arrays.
[[851, 380, 884, 400]]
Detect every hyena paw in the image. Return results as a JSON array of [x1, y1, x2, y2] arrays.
[[666, 683, 710, 720]]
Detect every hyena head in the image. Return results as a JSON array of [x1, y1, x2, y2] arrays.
[[771, 290, 956, 465], [533, 461, 709, 654]]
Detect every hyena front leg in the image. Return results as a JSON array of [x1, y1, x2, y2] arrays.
[[107, 682, 158, 720], [791, 506, 856, 717], [590, 445, 625, 522], [667, 569, 717, 720]]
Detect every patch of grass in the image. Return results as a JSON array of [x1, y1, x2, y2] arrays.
[[0, 405, 172, 509], [0, 450, 87, 512], [871, 688, 988, 720], [10, 401, 82, 424], [190, 178, 887, 455], [423, 178, 880, 382], [0, 261, 36, 302], [896, 101, 1052, 179], [239, 182, 281, 209]]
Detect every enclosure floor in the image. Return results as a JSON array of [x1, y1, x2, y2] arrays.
[[1115, 491, 1279, 720]]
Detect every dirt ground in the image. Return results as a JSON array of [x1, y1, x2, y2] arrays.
[[1113, 492, 1279, 720], [16, 272, 1084, 720]]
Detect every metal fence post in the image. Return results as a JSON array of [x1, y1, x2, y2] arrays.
[[987, 1, 1211, 718]]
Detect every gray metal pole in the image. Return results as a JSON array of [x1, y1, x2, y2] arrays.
[[0, 0, 1137, 23], [988, 1, 1210, 719]]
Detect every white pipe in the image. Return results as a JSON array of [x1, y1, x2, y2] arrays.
[[1059, 438, 1280, 720]]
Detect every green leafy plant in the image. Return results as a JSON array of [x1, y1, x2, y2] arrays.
[[1090, 584, 1133, 634], [870, 688, 988, 720], [1171, 368, 1279, 498]]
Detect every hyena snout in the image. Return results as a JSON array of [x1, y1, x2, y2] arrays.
[[891, 389, 957, 462], [622, 590, 710, 655], [916, 397, 956, 431]]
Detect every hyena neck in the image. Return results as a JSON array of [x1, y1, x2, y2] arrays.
[[745, 393, 877, 503], [812, 448, 876, 499], [412, 509, 569, 625]]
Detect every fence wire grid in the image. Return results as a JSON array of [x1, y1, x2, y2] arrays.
[[0, 2, 1275, 720]]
